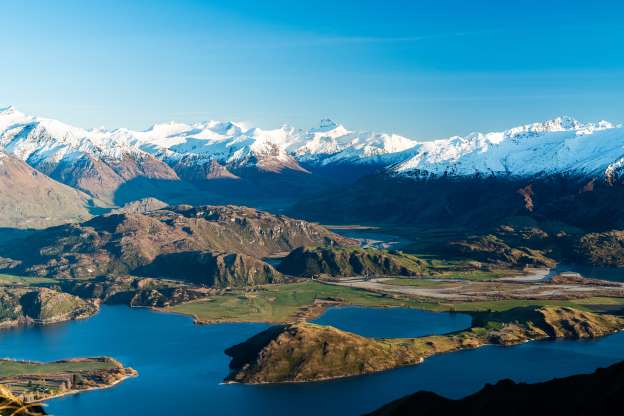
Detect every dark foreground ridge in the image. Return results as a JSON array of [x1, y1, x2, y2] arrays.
[[367, 359, 624, 416]]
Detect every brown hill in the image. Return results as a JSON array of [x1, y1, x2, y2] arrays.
[[0, 205, 352, 285], [0, 152, 96, 228], [277, 246, 427, 277]]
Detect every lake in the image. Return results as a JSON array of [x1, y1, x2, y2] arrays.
[[313, 306, 471, 338], [0, 306, 623, 415]]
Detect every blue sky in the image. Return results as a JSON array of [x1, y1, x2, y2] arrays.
[[2, 0, 623, 138]]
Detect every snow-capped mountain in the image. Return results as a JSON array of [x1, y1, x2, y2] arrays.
[[0, 106, 419, 185], [392, 116, 624, 181], [0, 106, 422, 203], [2, 105, 624, 207], [294, 117, 624, 229]]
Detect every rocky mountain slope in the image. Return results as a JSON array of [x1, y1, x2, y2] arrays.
[[287, 116, 624, 234], [0, 152, 96, 228], [277, 246, 427, 277], [224, 307, 624, 384], [0, 205, 352, 285], [0, 107, 420, 204], [5, 106, 624, 235], [368, 359, 624, 416]]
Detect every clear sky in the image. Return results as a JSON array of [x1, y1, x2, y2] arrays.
[[2, 0, 623, 138]]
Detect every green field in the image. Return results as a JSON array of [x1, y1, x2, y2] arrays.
[[168, 280, 624, 323], [0, 360, 114, 377], [169, 281, 440, 323], [0, 274, 58, 287]]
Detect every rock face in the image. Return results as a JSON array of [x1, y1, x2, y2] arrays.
[[224, 307, 624, 384], [0, 205, 350, 286], [277, 246, 426, 277], [0, 152, 96, 228], [367, 360, 624, 416], [0, 287, 98, 328]]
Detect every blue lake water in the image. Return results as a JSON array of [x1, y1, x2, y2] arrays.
[[0, 306, 622, 416], [313, 306, 472, 338]]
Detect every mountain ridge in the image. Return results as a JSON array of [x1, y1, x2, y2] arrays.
[[3, 107, 622, 182], [3, 106, 624, 218]]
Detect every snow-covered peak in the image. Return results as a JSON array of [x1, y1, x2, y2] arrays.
[[1, 107, 621, 180], [394, 116, 623, 178]]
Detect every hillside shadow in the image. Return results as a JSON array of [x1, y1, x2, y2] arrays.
[[0, 227, 36, 245], [134, 251, 222, 286], [113, 177, 201, 206]]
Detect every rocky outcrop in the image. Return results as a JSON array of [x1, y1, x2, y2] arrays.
[[0, 287, 98, 328], [111, 197, 168, 214], [368, 360, 624, 416], [60, 276, 210, 307], [0, 152, 96, 228], [0, 205, 346, 285], [224, 307, 624, 384], [277, 246, 426, 277]]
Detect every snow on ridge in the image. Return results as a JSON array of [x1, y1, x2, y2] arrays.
[[393, 117, 623, 178], [0, 106, 621, 178], [0, 107, 421, 168]]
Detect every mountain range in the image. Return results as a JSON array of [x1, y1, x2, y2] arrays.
[[2, 105, 624, 229]]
